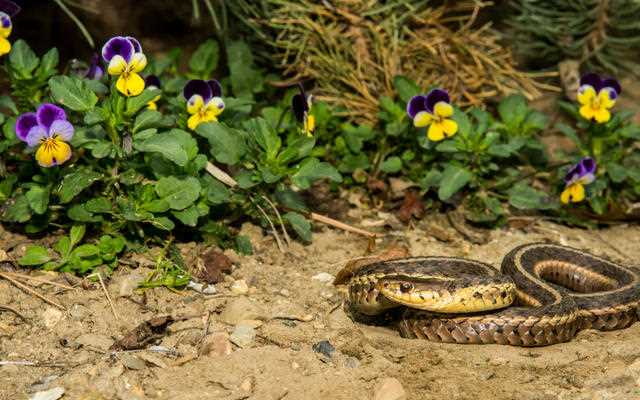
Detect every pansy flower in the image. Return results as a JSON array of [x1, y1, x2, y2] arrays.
[[145, 75, 161, 110], [577, 73, 621, 124], [0, 0, 18, 56], [291, 84, 315, 137], [407, 89, 458, 142], [85, 53, 104, 80], [15, 103, 74, 168], [560, 157, 596, 204], [102, 36, 147, 97], [183, 79, 224, 130]]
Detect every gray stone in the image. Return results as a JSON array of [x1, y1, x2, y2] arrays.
[[229, 324, 256, 348]]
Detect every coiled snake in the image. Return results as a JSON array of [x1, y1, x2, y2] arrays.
[[334, 243, 640, 346]]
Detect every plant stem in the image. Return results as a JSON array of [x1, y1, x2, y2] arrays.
[[52, 0, 95, 48]]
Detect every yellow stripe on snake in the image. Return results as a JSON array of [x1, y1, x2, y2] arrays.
[[333, 243, 640, 346]]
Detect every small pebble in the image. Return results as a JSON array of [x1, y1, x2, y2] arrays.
[[42, 308, 63, 329], [488, 357, 508, 367], [279, 289, 291, 297], [231, 279, 249, 295], [187, 280, 217, 294], [311, 272, 334, 284], [345, 357, 360, 368], [0, 249, 8, 262], [30, 387, 65, 400], [373, 378, 406, 400], [230, 324, 256, 348], [240, 377, 254, 392], [120, 353, 146, 370], [312, 340, 335, 361], [202, 332, 233, 357]]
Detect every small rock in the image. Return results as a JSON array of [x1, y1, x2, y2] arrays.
[[312, 340, 335, 361], [291, 361, 300, 370], [75, 333, 114, 351], [373, 378, 406, 400], [120, 353, 146, 370], [42, 308, 63, 329], [231, 279, 249, 295], [229, 324, 256, 348], [220, 297, 266, 324], [0, 249, 8, 262], [488, 357, 508, 367], [30, 387, 65, 400], [345, 357, 360, 368], [29, 375, 59, 393], [311, 272, 334, 284], [202, 332, 233, 357], [240, 377, 255, 392], [187, 280, 217, 294], [69, 304, 91, 320], [137, 352, 167, 368], [279, 289, 290, 297]]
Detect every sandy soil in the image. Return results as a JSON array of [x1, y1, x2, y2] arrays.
[[1, 218, 640, 400]]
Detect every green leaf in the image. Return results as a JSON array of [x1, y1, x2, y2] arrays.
[[0, 175, 17, 203], [37, 48, 59, 78], [1, 195, 31, 223], [523, 111, 548, 133], [189, 39, 219, 76], [54, 236, 71, 257], [292, 158, 342, 189], [203, 176, 230, 204], [98, 235, 126, 258], [70, 225, 86, 248], [277, 136, 316, 164], [507, 183, 558, 210], [498, 94, 528, 131], [437, 165, 472, 201], [618, 124, 640, 140], [149, 216, 175, 231], [68, 204, 101, 222], [85, 197, 112, 213], [380, 156, 403, 173], [235, 235, 253, 255], [135, 129, 197, 166], [155, 176, 202, 210], [125, 88, 162, 115], [18, 246, 51, 266], [58, 169, 102, 203], [452, 109, 472, 137], [84, 108, 108, 125], [606, 162, 627, 183], [283, 212, 312, 242], [393, 75, 421, 103], [196, 122, 247, 165], [247, 118, 281, 161], [25, 185, 50, 215], [172, 205, 200, 226], [556, 123, 583, 147], [49, 76, 98, 112], [133, 110, 163, 133], [71, 244, 100, 258], [227, 41, 263, 99], [9, 40, 39, 78], [420, 169, 442, 191], [343, 124, 375, 153]]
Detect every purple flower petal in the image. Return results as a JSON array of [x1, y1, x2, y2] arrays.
[[15, 112, 37, 142], [580, 157, 596, 175], [0, 11, 10, 28], [126, 36, 142, 53], [425, 89, 450, 114], [145, 75, 161, 89], [579, 73, 603, 92], [85, 53, 104, 80], [208, 80, 222, 97], [37, 103, 66, 130], [49, 119, 74, 142], [183, 79, 212, 103], [25, 125, 47, 147], [602, 78, 621, 97], [0, 0, 20, 17], [291, 93, 308, 123], [407, 95, 427, 119], [564, 157, 597, 186], [102, 36, 134, 63]]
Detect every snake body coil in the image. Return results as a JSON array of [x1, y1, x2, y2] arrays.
[[335, 243, 640, 346]]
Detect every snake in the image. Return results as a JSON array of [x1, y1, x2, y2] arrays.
[[333, 243, 640, 346]]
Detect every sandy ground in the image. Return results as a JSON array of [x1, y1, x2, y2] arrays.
[[1, 218, 640, 400]]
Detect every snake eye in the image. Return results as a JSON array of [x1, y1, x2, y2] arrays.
[[400, 282, 413, 293]]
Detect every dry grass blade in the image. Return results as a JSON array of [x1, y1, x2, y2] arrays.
[[0, 272, 66, 310]]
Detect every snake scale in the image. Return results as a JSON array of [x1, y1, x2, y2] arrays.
[[334, 243, 640, 346]]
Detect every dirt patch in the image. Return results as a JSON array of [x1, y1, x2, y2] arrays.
[[1, 219, 640, 399]]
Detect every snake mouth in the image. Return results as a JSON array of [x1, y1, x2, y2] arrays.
[[378, 279, 517, 313]]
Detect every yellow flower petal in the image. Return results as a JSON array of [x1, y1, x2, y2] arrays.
[[147, 101, 157, 110], [116, 72, 145, 97], [130, 53, 147, 73], [187, 95, 205, 115], [413, 111, 432, 128], [107, 55, 128, 75], [579, 105, 595, 121], [560, 183, 585, 204], [434, 101, 453, 118], [427, 122, 445, 141], [597, 89, 615, 109], [35, 138, 72, 168], [577, 86, 596, 105], [441, 118, 458, 137], [0, 25, 11, 39], [187, 113, 203, 131], [593, 108, 611, 124], [305, 114, 316, 136], [0, 37, 10, 56]]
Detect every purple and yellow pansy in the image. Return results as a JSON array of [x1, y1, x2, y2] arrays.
[[0, 11, 12, 56], [291, 84, 315, 137], [102, 36, 147, 97], [183, 79, 224, 130], [16, 103, 74, 168], [407, 89, 458, 142], [560, 157, 596, 204], [145, 75, 161, 110], [577, 73, 621, 124]]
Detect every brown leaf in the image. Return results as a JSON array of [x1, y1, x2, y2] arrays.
[[111, 316, 174, 350], [397, 190, 425, 223], [367, 177, 386, 193], [197, 249, 233, 284]]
